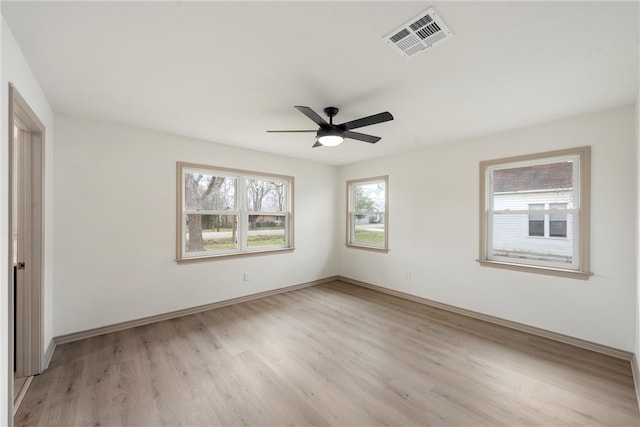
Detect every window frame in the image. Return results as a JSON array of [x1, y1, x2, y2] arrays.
[[478, 147, 591, 279], [176, 162, 294, 262], [346, 175, 389, 252]]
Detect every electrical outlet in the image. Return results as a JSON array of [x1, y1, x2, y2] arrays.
[[406, 272, 412, 280], [243, 272, 250, 282]]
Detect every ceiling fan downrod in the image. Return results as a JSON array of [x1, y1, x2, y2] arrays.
[[323, 107, 339, 125]]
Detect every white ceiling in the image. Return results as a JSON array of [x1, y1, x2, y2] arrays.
[[2, 1, 638, 166]]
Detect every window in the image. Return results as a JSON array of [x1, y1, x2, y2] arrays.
[[527, 202, 568, 238], [479, 147, 591, 279], [528, 204, 545, 237], [177, 162, 293, 261], [347, 176, 388, 251]]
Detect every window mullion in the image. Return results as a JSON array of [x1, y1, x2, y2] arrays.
[[544, 203, 550, 237], [487, 211, 494, 258], [283, 213, 289, 246], [350, 212, 356, 244], [573, 210, 581, 268], [238, 176, 247, 252]]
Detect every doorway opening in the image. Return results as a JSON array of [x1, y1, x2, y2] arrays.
[[8, 84, 45, 418]]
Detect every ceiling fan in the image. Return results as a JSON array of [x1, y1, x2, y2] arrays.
[[267, 106, 394, 148]]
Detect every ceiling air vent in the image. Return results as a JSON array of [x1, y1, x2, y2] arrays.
[[383, 7, 453, 58]]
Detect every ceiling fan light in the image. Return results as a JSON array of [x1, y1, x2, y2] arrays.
[[316, 128, 344, 147], [317, 134, 344, 147]]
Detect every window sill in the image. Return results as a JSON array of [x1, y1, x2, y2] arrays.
[[345, 244, 389, 254], [477, 259, 591, 280], [177, 247, 295, 264]]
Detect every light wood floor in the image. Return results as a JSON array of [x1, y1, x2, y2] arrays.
[[15, 281, 640, 426]]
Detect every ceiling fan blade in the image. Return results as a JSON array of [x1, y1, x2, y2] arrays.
[[340, 111, 394, 130], [267, 130, 316, 133], [295, 106, 329, 127], [344, 130, 381, 144], [312, 141, 323, 148]]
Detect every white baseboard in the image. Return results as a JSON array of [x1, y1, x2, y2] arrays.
[[13, 376, 33, 417], [43, 338, 56, 370], [338, 275, 634, 361], [54, 276, 339, 346]]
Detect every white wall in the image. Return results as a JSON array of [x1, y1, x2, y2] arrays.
[[53, 115, 338, 336], [1, 18, 55, 426], [338, 105, 637, 352]]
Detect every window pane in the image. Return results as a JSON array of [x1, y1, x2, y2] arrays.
[[354, 182, 385, 214], [185, 173, 236, 210], [493, 161, 573, 193], [353, 213, 385, 246], [248, 214, 286, 247], [492, 161, 573, 211], [528, 203, 545, 220], [528, 220, 545, 236], [247, 179, 286, 213], [549, 203, 567, 221], [549, 220, 567, 237], [492, 213, 573, 264], [186, 214, 237, 253]]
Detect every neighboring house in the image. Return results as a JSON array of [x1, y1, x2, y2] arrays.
[[195, 214, 283, 230], [354, 214, 384, 224], [252, 215, 283, 228], [491, 162, 574, 263]]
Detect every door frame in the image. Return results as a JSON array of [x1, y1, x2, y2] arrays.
[[7, 84, 45, 416]]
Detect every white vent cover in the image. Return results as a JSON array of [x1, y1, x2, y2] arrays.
[[383, 7, 453, 58]]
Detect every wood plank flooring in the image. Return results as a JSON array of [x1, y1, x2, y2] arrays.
[[15, 281, 640, 426]]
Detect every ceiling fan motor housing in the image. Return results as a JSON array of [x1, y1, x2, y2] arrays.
[[317, 127, 343, 139]]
